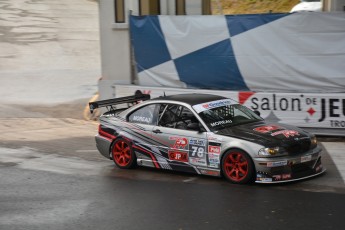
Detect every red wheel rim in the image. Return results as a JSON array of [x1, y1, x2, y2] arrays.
[[224, 152, 248, 182], [112, 140, 131, 167]]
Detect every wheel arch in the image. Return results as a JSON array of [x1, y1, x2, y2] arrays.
[[220, 147, 256, 172], [109, 135, 133, 159], [220, 147, 257, 183], [110, 136, 137, 169]]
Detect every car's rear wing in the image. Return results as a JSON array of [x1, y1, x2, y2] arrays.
[[89, 91, 150, 114]]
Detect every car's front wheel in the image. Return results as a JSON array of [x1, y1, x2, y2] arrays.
[[111, 138, 137, 169], [221, 149, 254, 184]]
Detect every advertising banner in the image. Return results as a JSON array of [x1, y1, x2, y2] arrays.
[[238, 92, 345, 129], [130, 13, 345, 93], [115, 85, 345, 129]]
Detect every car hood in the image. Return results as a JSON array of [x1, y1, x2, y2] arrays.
[[215, 121, 312, 147]]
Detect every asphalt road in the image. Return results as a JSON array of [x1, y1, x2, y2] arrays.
[[1, 153, 345, 230], [1, 128, 345, 230]]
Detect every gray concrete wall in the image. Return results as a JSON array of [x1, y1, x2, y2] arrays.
[[0, 0, 101, 104]]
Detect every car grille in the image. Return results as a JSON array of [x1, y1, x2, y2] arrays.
[[286, 138, 313, 155], [268, 157, 321, 180], [291, 161, 316, 178]]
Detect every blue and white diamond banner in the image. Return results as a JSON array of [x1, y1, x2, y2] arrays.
[[130, 12, 345, 92]]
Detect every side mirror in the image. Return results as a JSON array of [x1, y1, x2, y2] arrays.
[[253, 110, 261, 117], [187, 123, 205, 132], [199, 123, 206, 132], [187, 123, 199, 131]]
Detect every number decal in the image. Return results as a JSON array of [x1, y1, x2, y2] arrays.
[[189, 138, 207, 166], [191, 146, 204, 157]]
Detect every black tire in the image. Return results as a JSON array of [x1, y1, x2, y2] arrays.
[[111, 138, 137, 169], [221, 149, 255, 184]]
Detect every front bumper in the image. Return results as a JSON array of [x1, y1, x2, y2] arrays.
[[254, 145, 325, 183]]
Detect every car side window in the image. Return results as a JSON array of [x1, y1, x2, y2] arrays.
[[158, 104, 200, 130], [128, 104, 158, 125]]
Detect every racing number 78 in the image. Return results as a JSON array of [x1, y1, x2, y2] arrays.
[[191, 146, 205, 158]]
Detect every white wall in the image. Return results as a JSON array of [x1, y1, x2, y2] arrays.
[[99, 0, 131, 88], [160, 0, 177, 15], [186, 0, 202, 15]]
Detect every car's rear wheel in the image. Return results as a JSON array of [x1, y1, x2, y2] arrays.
[[111, 138, 136, 169], [221, 149, 254, 184]]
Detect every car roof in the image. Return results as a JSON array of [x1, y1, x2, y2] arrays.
[[150, 93, 229, 106]]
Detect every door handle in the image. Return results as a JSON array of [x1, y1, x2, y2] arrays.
[[153, 129, 162, 134]]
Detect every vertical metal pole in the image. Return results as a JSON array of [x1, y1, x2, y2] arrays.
[[128, 10, 137, 84]]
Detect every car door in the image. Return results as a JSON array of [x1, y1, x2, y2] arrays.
[[151, 103, 208, 170], [127, 103, 162, 167]]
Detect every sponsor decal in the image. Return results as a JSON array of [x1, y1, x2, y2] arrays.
[[104, 113, 115, 117], [315, 164, 323, 172], [271, 130, 300, 138], [210, 120, 232, 127], [288, 160, 297, 166], [208, 145, 221, 154], [256, 171, 273, 182], [208, 163, 219, 168], [188, 138, 207, 166], [193, 99, 233, 113], [254, 125, 282, 133], [282, 174, 291, 180], [301, 155, 312, 163], [256, 172, 271, 181], [200, 169, 220, 176], [132, 115, 151, 123], [202, 100, 233, 109], [257, 173, 264, 178], [169, 136, 188, 149], [273, 175, 282, 181], [207, 135, 223, 142], [208, 141, 221, 146], [259, 178, 273, 182], [190, 158, 206, 165], [267, 160, 288, 167], [208, 157, 220, 164], [207, 148, 220, 165], [273, 174, 292, 181], [168, 150, 188, 162], [189, 139, 206, 146]]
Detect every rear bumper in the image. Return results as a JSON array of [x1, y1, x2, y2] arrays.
[[95, 134, 112, 159], [254, 145, 325, 183]]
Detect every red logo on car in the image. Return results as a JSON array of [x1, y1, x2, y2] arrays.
[[208, 146, 221, 154], [168, 151, 188, 162], [169, 136, 188, 149], [254, 125, 281, 133], [271, 130, 300, 138]]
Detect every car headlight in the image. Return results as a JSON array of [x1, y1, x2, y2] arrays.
[[310, 136, 317, 148], [258, 147, 286, 157]]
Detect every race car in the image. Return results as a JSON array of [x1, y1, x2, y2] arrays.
[[89, 92, 325, 184]]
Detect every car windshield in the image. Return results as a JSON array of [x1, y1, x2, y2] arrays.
[[192, 99, 262, 131]]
